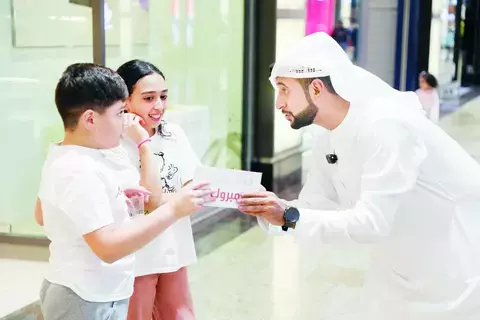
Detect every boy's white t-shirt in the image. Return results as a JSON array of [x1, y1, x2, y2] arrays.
[[38, 144, 137, 302], [120, 123, 200, 276]]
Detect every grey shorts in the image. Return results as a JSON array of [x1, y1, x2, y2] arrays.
[[39, 279, 129, 320]]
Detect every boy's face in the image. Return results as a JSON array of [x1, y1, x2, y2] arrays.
[[81, 101, 126, 149]]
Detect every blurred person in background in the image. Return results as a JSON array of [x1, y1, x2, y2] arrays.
[[331, 20, 350, 52], [416, 71, 440, 123], [349, 18, 359, 62]]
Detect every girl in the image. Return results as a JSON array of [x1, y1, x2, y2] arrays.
[[416, 71, 440, 124], [117, 60, 199, 320]]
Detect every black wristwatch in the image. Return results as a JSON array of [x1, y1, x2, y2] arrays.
[[282, 206, 300, 231]]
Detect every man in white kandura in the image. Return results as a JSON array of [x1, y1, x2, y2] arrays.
[[237, 32, 480, 320]]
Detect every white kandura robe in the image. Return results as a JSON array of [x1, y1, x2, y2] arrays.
[[259, 100, 480, 320]]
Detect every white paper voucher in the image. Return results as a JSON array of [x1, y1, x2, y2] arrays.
[[193, 166, 263, 208]]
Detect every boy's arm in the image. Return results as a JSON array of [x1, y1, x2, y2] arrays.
[[84, 202, 179, 263], [83, 182, 211, 264], [145, 180, 192, 209], [58, 171, 210, 264]]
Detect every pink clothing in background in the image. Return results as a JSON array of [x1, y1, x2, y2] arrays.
[[305, 0, 336, 35], [416, 89, 440, 123]]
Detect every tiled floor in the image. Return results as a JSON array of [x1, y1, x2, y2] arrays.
[[439, 98, 480, 162], [189, 227, 372, 320], [2, 96, 480, 320], [0, 257, 48, 319]]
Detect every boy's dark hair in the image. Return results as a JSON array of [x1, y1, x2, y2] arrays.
[[55, 63, 128, 129]]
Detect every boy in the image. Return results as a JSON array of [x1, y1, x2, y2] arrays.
[[37, 63, 210, 320]]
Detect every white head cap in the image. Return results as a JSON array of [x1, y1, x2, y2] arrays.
[[270, 32, 423, 112]]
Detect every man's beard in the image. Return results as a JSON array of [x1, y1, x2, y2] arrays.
[[283, 102, 318, 130]]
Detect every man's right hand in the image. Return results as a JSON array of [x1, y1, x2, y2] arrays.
[[168, 181, 213, 218], [237, 191, 286, 226]]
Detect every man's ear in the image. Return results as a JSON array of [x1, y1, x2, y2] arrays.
[[311, 79, 325, 97]]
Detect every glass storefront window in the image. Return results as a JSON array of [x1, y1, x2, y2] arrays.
[[0, 0, 94, 236], [0, 0, 245, 237], [105, 0, 244, 169]]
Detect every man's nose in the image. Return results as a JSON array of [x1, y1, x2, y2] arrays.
[[275, 95, 285, 110], [275, 99, 285, 110]]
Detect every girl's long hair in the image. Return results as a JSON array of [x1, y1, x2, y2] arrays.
[[117, 59, 171, 137]]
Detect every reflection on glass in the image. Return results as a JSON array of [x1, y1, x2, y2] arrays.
[[0, 0, 93, 236], [105, 0, 244, 169]]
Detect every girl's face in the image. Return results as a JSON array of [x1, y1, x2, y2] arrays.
[[419, 75, 430, 90], [126, 73, 168, 131]]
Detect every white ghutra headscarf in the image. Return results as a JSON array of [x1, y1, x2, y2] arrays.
[[269, 32, 423, 114]]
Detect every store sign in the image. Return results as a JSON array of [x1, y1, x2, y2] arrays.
[[440, 81, 460, 103], [194, 166, 262, 209]]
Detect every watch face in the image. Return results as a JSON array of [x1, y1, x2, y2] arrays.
[[285, 207, 300, 223]]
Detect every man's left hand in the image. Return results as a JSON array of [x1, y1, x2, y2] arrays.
[[237, 191, 286, 226]]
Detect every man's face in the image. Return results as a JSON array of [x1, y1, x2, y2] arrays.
[[275, 77, 318, 130], [80, 100, 126, 149]]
